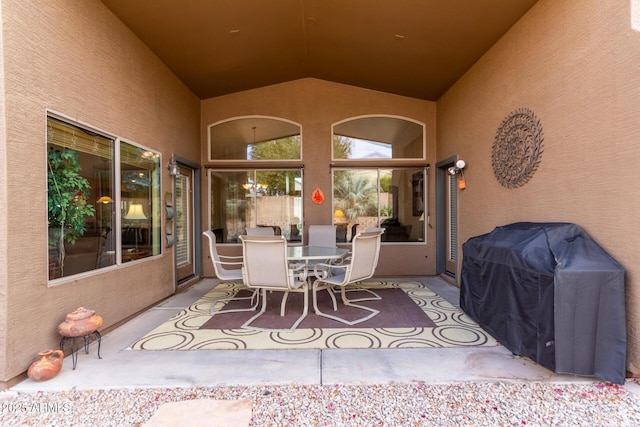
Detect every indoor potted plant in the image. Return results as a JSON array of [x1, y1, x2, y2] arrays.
[[47, 148, 95, 277]]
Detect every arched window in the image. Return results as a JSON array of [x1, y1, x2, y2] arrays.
[[332, 115, 424, 160], [208, 116, 301, 161]]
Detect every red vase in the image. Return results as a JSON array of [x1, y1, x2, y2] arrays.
[[27, 350, 64, 382], [58, 307, 103, 337]]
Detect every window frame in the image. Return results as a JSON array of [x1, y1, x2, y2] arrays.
[[46, 110, 162, 285], [207, 115, 303, 163], [330, 167, 428, 245], [118, 138, 163, 264], [331, 114, 426, 162], [207, 167, 304, 244], [330, 115, 428, 245]]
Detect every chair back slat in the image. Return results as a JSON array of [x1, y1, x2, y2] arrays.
[[240, 235, 291, 289]]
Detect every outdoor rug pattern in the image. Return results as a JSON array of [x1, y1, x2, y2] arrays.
[[131, 281, 498, 350]]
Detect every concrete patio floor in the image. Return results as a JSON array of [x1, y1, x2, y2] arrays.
[[10, 276, 637, 393]]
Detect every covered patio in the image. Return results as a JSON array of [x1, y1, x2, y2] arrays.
[[12, 276, 587, 391], [2, 5, 640, 425], [8, 276, 640, 425]]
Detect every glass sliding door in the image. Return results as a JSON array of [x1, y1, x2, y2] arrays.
[[175, 165, 195, 282]]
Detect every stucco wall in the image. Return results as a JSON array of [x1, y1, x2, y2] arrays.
[[0, 0, 200, 383], [0, 0, 8, 385], [201, 78, 437, 277], [437, 0, 640, 374], [4, 0, 637, 384]]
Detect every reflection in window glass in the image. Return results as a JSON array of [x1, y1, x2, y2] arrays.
[[120, 142, 161, 262], [333, 116, 424, 160], [209, 169, 303, 243], [47, 117, 115, 279], [209, 117, 301, 161], [333, 168, 426, 243]]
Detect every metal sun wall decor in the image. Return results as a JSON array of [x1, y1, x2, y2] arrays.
[[492, 107, 544, 189]]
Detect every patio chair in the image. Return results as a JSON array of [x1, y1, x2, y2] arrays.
[[309, 224, 337, 248], [312, 230, 383, 325], [307, 225, 378, 303], [246, 227, 275, 236], [302, 224, 343, 271], [311, 224, 381, 301], [203, 231, 259, 315], [239, 235, 309, 332], [365, 227, 386, 233]]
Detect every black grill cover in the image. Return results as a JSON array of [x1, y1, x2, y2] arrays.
[[460, 222, 626, 384]]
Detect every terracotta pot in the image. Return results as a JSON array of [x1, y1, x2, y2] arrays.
[[27, 349, 64, 382], [58, 307, 103, 337]]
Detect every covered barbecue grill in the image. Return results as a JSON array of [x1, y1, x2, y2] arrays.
[[460, 222, 626, 384]]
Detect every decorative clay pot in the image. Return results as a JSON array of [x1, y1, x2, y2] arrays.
[[27, 349, 64, 382], [58, 307, 103, 337]]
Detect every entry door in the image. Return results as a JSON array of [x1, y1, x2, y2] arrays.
[[175, 164, 195, 283], [436, 158, 459, 278], [444, 171, 458, 275]]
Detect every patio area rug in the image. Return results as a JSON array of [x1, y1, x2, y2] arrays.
[[130, 281, 498, 350]]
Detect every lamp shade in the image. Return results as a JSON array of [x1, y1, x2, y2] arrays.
[[419, 213, 425, 221], [124, 203, 147, 220], [97, 196, 113, 204]]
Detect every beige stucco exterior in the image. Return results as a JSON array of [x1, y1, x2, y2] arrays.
[[438, 0, 640, 372], [200, 78, 437, 279], [1, 0, 639, 385], [0, 0, 200, 384]]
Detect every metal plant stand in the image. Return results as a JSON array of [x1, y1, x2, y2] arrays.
[[59, 330, 102, 370]]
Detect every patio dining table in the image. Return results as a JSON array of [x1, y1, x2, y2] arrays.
[[286, 245, 348, 262]]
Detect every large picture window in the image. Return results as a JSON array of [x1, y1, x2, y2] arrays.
[[47, 114, 161, 281], [332, 168, 426, 243], [47, 117, 115, 279], [331, 115, 427, 243], [209, 169, 303, 243]]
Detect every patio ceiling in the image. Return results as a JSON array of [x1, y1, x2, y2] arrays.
[[100, 0, 538, 101]]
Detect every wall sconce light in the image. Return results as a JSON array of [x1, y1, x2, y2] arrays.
[[447, 160, 466, 175], [448, 160, 467, 189], [167, 156, 180, 176]]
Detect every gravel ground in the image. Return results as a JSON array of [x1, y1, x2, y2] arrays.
[[1, 381, 639, 426]]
